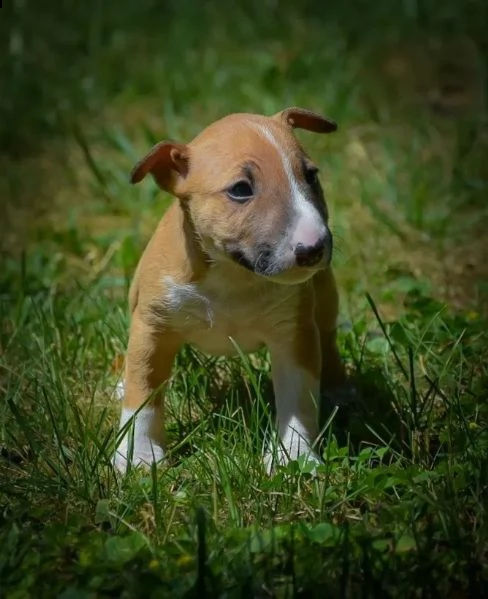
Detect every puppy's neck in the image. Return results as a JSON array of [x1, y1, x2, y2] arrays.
[[178, 199, 210, 281]]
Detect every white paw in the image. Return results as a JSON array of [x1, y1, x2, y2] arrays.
[[264, 442, 322, 475], [113, 406, 164, 474], [113, 437, 165, 473]]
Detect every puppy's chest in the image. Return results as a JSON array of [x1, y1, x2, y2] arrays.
[[162, 274, 298, 354]]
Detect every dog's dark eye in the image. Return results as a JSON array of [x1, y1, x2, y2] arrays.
[[227, 180, 254, 202], [304, 166, 319, 186]]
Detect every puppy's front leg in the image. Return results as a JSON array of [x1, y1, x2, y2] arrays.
[[266, 324, 321, 472], [114, 309, 180, 472]]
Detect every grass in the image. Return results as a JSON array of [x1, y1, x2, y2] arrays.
[[1, 0, 488, 596]]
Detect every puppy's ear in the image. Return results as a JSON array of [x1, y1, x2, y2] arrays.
[[274, 107, 337, 134], [130, 141, 189, 193]]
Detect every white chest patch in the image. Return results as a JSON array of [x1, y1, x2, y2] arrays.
[[161, 271, 299, 356], [164, 277, 214, 326]]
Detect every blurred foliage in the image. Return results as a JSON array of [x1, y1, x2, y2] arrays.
[[1, 0, 488, 154]]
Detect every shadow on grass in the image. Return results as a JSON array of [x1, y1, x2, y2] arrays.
[[166, 345, 407, 466], [321, 366, 405, 454]]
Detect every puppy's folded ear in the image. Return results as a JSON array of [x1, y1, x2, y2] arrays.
[[274, 107, 337, 134], [130, 141, 189, 194]]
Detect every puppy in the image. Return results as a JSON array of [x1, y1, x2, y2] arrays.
[[114, 107, 347, 473]]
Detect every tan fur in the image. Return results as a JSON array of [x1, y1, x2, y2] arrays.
[[114, 107, 347, 473]]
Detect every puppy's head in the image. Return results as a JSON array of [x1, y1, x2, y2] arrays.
[[131, 107, 337, 284]]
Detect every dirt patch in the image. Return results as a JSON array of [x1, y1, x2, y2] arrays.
[[377, 35, 484, 118]]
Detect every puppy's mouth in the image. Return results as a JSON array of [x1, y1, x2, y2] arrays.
[[223, 241, 329, 282], [225, 242, 276, 275]]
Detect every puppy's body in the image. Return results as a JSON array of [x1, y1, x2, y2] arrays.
[[115, 108, 347, 473]]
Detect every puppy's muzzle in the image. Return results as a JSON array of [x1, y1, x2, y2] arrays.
[[294, 232, 332, 267]]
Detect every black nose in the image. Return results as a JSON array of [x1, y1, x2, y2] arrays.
[[294, 236, 330, 267]]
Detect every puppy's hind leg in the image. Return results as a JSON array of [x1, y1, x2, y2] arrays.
[[313, 268, 356, 433]]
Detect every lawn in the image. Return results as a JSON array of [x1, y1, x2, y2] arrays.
[[1, 1, 488, 596]]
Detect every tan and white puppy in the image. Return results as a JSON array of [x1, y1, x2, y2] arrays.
[[114, 107, 347, 473]]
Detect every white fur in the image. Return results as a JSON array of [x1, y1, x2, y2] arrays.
[[255, 125, 326, 249], [113, 406, 164, 473], [163, 276, 214, 326]]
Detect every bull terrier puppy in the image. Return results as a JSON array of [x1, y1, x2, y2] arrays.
[[114, 107, 347, 474]]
